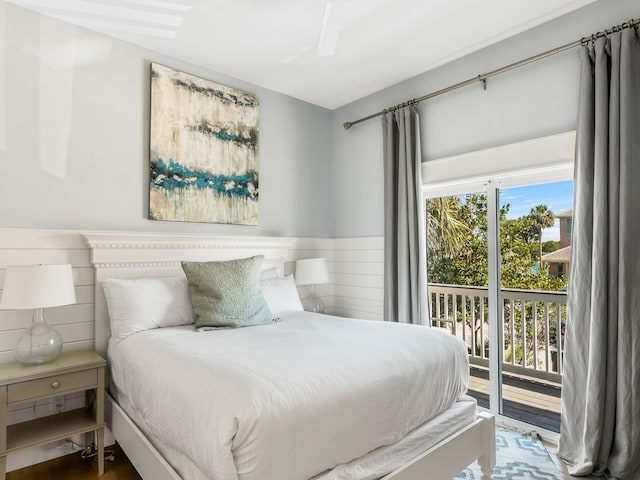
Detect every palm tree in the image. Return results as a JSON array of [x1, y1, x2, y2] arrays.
[[528, 205, 555, 270], [426, 196, 471, 257]]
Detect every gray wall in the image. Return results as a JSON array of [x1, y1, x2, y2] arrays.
[[0, 3, 333, 237], [330, 0, 639, 238], [2, 1, 638, 240]]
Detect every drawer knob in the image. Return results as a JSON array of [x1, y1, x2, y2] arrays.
[[51, 381, 60, 389]]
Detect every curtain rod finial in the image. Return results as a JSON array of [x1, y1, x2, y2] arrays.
[[343, 122, 352, 130]]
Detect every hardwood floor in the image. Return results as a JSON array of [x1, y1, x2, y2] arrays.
[[468, 366, 562, 432], [7, 444, 141, 480]]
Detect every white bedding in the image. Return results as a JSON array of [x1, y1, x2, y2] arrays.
[[108, 311, 470, 480]]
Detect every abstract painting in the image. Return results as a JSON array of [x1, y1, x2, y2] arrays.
[[149, 63, 259, 225]]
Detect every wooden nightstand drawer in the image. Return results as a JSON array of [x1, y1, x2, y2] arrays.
[[7, 369, 97, 404]]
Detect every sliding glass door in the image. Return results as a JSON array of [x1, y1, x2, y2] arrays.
[[496, 180, 572, 432], [427, 177, 573, 435], [427, 191, 495, 411]]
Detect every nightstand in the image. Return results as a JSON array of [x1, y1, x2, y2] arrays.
[[0, 351, 106, 479]]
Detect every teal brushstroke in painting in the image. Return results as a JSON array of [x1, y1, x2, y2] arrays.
[[151, 158, 258, 200], [214, 131, 245, 143]]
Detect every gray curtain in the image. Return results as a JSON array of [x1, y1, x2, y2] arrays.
[[559, 28, 640, 479], [382, 105, 429, 325]]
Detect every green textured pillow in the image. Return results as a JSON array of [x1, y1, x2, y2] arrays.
[[181, 256, 274, 330]]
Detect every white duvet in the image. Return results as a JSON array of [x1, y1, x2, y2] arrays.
[[108, 312, 469, 480]]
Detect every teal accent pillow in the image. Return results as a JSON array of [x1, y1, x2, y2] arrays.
[[181, 256, 274, 330]]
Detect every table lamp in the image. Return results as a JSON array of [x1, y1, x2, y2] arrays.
[[295, 258, 330, 313], [0, 264, 76, 364]]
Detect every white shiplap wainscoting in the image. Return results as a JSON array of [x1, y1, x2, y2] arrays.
[[0, 229, 96, 363], [332, 237, 384, 321], [0, 228, 335, 471], [286, 237, 335, 314]]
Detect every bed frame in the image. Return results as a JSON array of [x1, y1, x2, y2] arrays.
[[85, 232, 495, 480]]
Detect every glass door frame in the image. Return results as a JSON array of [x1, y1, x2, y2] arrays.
[[485, 184, 503, 416]]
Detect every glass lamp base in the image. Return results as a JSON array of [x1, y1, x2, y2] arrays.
[[301, 289, 325, 314], [15, 309, 63, 365]]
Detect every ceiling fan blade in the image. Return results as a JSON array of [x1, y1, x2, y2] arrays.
[[317, 0, 350, 56]]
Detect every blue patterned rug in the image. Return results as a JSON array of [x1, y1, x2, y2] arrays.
[[454, 429, 564, 479]]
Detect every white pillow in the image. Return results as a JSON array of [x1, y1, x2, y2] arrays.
[[260, 268, 281, 281], [260, 275, 303, 315], [102, 277, 194, 340]]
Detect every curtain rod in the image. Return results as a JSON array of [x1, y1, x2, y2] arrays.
[[343, 17, 639, 131]]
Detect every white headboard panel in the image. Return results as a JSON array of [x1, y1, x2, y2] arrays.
[[84, 233, 294, 358]]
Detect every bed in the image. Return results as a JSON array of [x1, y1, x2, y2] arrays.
[[85, 232, 495, 480]]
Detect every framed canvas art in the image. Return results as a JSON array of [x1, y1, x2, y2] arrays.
[[149, 63, 259, 225]]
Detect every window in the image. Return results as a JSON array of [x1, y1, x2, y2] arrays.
[[565, 218, 573, 234]]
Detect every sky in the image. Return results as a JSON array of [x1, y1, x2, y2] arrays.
[[500, 180, 574, 242]]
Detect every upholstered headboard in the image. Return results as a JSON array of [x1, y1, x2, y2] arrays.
[[84, 233, 294, 358]]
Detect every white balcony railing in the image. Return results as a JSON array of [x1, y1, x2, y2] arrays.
[[429, 283, 566, 384]]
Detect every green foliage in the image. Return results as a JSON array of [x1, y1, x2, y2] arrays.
[[426, 197, 472, 257], [427, 194, 567, 292], [542, 240, 560, 253]]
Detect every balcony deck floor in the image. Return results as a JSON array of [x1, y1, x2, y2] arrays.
[[468, 366, 561, 433]]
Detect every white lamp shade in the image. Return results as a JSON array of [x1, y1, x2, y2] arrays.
[[295, 258, 330, 286], [1, 264, 76, 309]]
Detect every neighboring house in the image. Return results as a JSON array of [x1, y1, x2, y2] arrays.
[[542, 209, 572, 278]]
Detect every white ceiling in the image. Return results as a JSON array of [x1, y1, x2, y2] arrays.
[[8, 0, 598, 109]]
